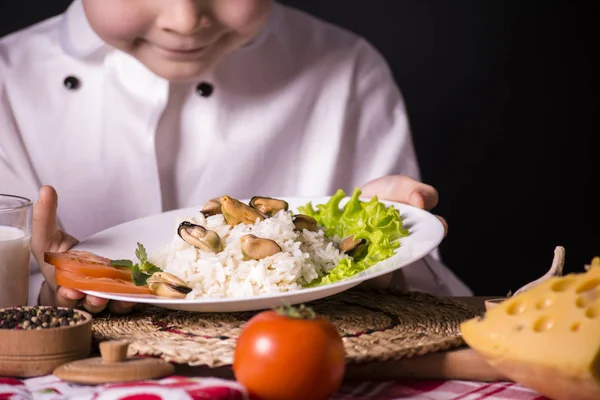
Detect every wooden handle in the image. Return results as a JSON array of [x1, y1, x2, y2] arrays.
[[99, 340, 130, 363], [485, 298, 504, 310]]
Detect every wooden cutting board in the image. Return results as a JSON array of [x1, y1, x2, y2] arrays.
[[173, 297, 508, 382], [172, 346, 507, 382], [349, 296, 505, 382], [343, 347, 508, 382]]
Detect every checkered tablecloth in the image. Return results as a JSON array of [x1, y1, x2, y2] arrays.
[[0, 376, 550, 400]]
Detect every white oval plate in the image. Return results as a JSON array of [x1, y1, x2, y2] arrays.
[[75, 196, 444, 312]]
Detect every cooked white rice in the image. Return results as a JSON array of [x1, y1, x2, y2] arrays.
[[150, 210, 348, 299]]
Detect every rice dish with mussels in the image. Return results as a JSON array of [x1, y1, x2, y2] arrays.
[[148, 189, 408, 300], [150, 210, 348, 299], [43, 190, 407, 300]]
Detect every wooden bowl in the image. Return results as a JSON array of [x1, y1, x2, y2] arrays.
[[0, 306, 93, 377]]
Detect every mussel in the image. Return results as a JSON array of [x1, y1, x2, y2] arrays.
[[177, 221, 223, 253], [147, 272, 192, 299], [249, 196, 289, 217], [240, 234, 282, 260], [220, 196, 264, 226], [292, 214, 319, 232], [200, 198, 221, 217], [339, 235, 368, 258]]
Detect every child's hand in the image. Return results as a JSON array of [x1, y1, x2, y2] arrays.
[[32, 186, 135, 314], [361, 175, 448, 235], [360, 175, 448, 289]]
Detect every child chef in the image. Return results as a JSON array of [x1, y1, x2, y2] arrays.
[[0, 0, 471, 314]]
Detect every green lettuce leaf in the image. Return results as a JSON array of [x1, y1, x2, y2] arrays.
[[298, 188, 409, 286]]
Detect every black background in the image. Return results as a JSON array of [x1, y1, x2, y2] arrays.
[[1, 1, 597, 295]]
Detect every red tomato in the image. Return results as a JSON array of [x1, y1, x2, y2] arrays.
[[55, 269, 152, 295], [44, 250, 132, 281], [233, 306, 346, 400]]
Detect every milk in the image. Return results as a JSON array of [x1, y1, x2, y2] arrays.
[[0, 225, 30, 308]]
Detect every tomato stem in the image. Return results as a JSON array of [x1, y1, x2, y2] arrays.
[[275, 304, 317, 320]]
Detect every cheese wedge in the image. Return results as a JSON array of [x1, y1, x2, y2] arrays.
[[461, 265, 600, 400]]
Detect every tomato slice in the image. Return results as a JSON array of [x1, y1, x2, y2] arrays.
[[55, 269, 152, 295], [44, 250, 132, 281]]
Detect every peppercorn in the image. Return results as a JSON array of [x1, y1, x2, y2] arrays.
[[0, 306, 86, 330]]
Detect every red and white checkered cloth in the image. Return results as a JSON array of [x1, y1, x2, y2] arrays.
[[0, 376, 549, 400], [334, 380, 549, 400]]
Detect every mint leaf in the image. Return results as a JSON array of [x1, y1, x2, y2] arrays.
[[131, 264, 160, 286], [110, 259, 134, 268], [113, 243, 161, 285], [141, 264, 161, 275], [135, 242, 148, 264], [132, 265, 150, 286]]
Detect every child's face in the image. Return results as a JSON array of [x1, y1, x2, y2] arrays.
[[82, 0, 273, 81]]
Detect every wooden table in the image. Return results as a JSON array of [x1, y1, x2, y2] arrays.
[[341, 296, 506, 382], [175, 296, 508, 382]]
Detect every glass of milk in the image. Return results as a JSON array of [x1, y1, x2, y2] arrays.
[[0, 194, 32, 308]]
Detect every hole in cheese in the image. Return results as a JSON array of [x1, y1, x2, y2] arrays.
[[535, 298, 553, 310], [506, 301, 526, 315], [533, 316, 554, 332], [570, 322, 582, 332], [585, 307, 598, 319], [576, 278, 600, 294], [551, 278, 575, 292], [576, 291, 598, 308]]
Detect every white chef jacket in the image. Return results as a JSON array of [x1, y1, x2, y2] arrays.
[[0, 0, 472, 305]]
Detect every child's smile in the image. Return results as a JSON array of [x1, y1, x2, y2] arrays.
[[82, 0, 273, 81]]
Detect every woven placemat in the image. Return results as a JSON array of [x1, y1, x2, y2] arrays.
[[92, 289, 478, 368]]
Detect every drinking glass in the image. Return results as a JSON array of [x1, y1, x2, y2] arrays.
[[0, 194, 32, 308]]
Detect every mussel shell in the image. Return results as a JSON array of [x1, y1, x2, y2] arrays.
[[149, 283, 192, 298], [147, 272, 192, 298], [249, 196, 289, 217], [200, 198, 222, 217], [220, 196, 264, 226], [177, 221, 205, 239], [240, 234, 282, 260], [177, 221, 223, 253], [339, 235, 368, 258], [292, 214, 319, 232]]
